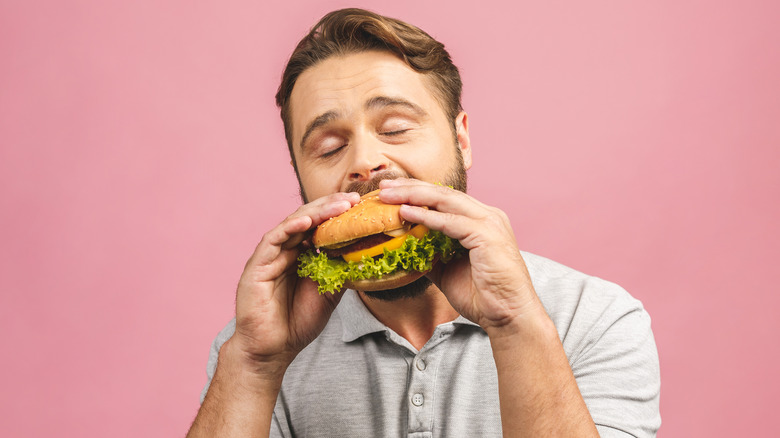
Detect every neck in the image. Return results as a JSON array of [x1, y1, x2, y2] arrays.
[[357, 285, 459, 351]]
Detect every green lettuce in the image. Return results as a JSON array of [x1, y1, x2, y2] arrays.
[[297, 230, 461, 294]]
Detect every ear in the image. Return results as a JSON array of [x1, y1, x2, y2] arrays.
[[455, 111, 472, 170]]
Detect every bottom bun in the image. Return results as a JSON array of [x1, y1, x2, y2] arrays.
[[345, 269, 429, 292]]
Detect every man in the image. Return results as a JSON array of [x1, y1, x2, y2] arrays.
[[188, 8, 660, 437]]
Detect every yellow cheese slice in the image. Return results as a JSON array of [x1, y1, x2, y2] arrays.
[[342, 224, 429, 262]]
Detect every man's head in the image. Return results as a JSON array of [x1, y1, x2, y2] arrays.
[[279, 9, 471, 300], [275, 8, 471, 202]]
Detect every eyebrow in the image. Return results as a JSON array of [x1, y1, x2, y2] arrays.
[[299, 96, 428, 152], [365, 96, 428, 118]]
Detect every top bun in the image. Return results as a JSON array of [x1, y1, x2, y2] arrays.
[[313, 190, 406, 248]]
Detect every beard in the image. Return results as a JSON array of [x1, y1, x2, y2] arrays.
[[348, 149, 468, 302]]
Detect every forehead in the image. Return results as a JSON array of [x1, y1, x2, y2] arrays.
[[289, 51, 443, 147]]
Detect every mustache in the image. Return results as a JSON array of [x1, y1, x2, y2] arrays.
[[345, 171, 410, 196]]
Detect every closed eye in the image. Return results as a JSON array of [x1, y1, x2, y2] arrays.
[[381, 129, 409, 136], [321, 144, 346, 158]]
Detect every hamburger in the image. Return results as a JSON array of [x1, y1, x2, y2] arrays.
[[297, 189, 461, 294]]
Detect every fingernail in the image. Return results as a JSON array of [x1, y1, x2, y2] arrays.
[[399, 204, 416, 215]]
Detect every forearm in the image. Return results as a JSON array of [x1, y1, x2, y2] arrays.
[[488, 308, 598, 438], [187, 339, 285, 438]]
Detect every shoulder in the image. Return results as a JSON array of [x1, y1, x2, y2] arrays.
[[522, 250, 637, 306], [522, 251, 656, 368], [522, 251, 647, 338]]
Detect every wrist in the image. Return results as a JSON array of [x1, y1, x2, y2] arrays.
[[484, 303, 559, 353], [191, 337, 286, 437], [218, 337, 291, 388]]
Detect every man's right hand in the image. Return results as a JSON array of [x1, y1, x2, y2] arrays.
[[230, 191, 361, 376], [187, 192, 359, 438]]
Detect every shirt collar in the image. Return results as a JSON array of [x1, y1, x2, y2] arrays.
[[336, 289, 480, 343]]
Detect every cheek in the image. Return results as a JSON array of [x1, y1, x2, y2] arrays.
[[395, 142, 456, 181], [298, 165, 343, 200]]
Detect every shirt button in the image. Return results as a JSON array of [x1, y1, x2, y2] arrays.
[[416, 359, 427, 371], [411, 393, 424, 406]]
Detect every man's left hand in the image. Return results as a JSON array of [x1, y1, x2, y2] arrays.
[[378, 178, 545, 332]]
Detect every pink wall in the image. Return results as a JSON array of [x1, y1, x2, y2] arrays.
[[1, 1, 777, 436]]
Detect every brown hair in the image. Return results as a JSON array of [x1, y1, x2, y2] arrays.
[[275, 8, 463, 156]]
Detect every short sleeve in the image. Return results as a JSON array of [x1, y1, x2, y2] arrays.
[[565, 280, 662, 437], [199, 318, 236, 404]]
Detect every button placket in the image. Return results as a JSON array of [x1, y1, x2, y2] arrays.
[[407, 350, 439, 433], [406, 323, 458, 434]]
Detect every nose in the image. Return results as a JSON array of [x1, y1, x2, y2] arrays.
[[346, 136, 389, 182]]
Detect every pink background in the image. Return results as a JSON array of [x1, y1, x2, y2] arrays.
[[1, 1, 778, 436]]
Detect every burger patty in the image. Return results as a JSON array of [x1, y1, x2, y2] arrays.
[[322, 233, 394, 258]]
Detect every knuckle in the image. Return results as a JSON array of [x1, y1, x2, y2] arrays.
[[257, 228, 276, 250], [474, 209, 512, 241], [438, 211, 459, 233], [487, 207, 509, 225], [434, 183, 451, 194]]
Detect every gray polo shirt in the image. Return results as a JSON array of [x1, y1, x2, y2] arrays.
[[201, 252, 661, 437]]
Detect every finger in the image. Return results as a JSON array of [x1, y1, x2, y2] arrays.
[[283, 193, 362, 249], [379, 181, 486, 218], [399, 204, 476, 243], [252, 192, 361, 265], [237, 246, 293, 306], [249, 215, 312, 273], [292, 192, 361, 227]]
